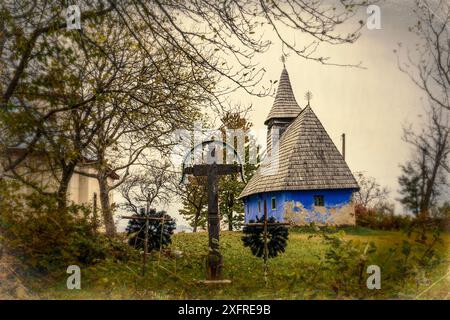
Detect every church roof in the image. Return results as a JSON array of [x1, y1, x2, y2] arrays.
[[264, 67, 302, 125], [239, 105, 359, 198]]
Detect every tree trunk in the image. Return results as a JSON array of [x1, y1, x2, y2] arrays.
[[56, 165, 75, 211], [98, 174, 116, 237], [420, 139, 447, 218], [228, 211, 233, 231], [193, 207, 200, 233]]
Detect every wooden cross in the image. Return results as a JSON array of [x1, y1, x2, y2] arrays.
[[183, 163, 242, 280], [121, 211, 172, 276]]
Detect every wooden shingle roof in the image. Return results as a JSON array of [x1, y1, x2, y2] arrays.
[[239, 105, 359, 198], [264, 67, 302, 125]]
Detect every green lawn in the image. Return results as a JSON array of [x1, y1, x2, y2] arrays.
[[34, 227, 450, 300]]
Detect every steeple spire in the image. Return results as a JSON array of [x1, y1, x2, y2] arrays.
[[264, 66, 302, 125]]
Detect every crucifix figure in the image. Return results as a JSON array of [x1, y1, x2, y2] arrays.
[[183, 162, 242, 280]]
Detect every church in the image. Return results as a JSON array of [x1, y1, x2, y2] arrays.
[[239, 66, 359, 226]]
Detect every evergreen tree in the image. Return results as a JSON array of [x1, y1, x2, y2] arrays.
[[398, 162, 423, 215]]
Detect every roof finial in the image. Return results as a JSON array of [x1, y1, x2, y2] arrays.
[[280, 42, 289, 67], [305, 91, 313, 106], [280, 54, 286, 66]]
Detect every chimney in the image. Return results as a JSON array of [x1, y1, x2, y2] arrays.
[[341, 133, 346, 160]]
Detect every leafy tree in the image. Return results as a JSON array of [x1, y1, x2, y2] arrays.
[[219, 111, 259, 230], [74, 39, 210, 236], [1, 5, 210, 222], [177, 176, 208, 232], [219, 175, 246, 231], [174, 111, 259, 231]]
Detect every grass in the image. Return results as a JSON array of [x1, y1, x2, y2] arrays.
[[32, 227, 450, 300]]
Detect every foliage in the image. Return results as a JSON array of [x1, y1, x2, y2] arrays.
[[398, 162, 423, 215], [126, 209, 176, 252], [219, 175, 246, 231], [242, 217, 288, 258], [0, 181, 132, 274], [430, 202, 450, 231], [177, 176, 208, 232], [356, 202, 449, 232], [309, 219, 445, 298], [316, 229, 378, 298], [219, 173, 247, 232], [355, 204, 413, 231], [0, 0, 213, 228], [219, 112, 259, 231]]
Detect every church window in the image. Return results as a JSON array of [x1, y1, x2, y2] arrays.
[[314, 195, 324, 206]]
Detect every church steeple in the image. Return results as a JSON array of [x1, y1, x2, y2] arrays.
[[264, 66, 302, 126], [265, 66, 302, 156]]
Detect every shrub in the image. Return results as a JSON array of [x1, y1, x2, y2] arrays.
[[314, 223, 445, 299], [0, 180, 132, 274], [355, 204, 412, 230], [319, 230, 378, 298]]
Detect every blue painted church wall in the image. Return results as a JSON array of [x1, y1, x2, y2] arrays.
[[243, 189, 356, 225]]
